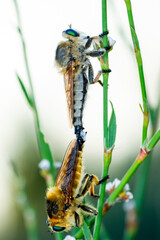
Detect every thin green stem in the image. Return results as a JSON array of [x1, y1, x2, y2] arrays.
[[123, 1, 150, 239], [133, 123, 159, 226], [101, 0, 109, 149], [12, 164, 39, 240], [148, 129, 160, 150], [13, 0, 55, 183], [93, 0, 112, 239], [14, 0, 40, 131], [106, 151, 148, 206], [82, 220, 93, 240], [133, 155, 150, 216], [94, 154, 111, 240], [106, 129, 160, 207], [13, 1, 62, 239], [124, 0, 149, 144]]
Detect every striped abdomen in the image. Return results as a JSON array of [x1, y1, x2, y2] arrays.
[[73, 70, 88, 129], [71, 149, 83, 197]]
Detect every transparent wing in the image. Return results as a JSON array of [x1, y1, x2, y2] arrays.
[[55, 139, 78, 203], [64, 62, 74, 127]]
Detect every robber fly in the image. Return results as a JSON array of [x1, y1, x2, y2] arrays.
[[55, 28, 111, 144], [46, 137, 108, 232]]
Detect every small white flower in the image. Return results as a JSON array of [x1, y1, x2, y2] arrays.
[[54, 161, 61, 169], [125, 192, 133, 202], [106, 178, 133, 202], [124, 183, 130, 191], [105, 182, 114, 193], [112, 178, 121, 188], [64, 235, 75, 240], [38, 159, 50, 171], [106, 178, 121, 193]]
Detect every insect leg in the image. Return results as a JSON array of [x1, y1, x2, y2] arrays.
[[88, 62, 94, 84], [93, 71, 103, 86], [94, 69, 112, 86], [86, 48, 106, 57], [76, 174, 99, 198], [85, 31, 109, 50], [89, 175, 109, 198], [83, 59, 94, 84], [85, 37, 93, 49], [79, 204, 98, 215], [75, 211, 82, 227], [99, 30, 109, 38], [98, 175, 109, 185], [76, 173, 90, 198]]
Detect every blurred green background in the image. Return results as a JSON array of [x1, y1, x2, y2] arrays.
[[0, 0, 160, 239]]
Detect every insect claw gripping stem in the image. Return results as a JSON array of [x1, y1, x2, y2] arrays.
[[104, 46, 112, 51], [99, 31, 109, 38], [102, 69, 111, 73], [98, 175, 109, 185]]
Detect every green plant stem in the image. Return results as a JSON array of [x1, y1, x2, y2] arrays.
[[107, 159, 143, 206], [13, 0, 55, 184], [13, 1, 62, 239], [123, 1, 150, 239], [133, 123, 159, 223], [93, 0, 112, 239], [94, 154, 111, 240], [148, 129, 160, 149], [75, 217, 95, 239], [106, 130, 160, 207], [124, 0, 149, 144], [82, 220, 93, 240], [14, 0, 41, 144], [12, 165, 39, 240]]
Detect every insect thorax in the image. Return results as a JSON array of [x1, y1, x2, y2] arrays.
[[55, 41, 86, 71]]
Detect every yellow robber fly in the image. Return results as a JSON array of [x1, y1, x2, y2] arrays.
[[46, 138, 108, 232]]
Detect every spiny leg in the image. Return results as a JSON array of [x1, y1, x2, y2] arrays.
[[76, 173, 109, 199], [85, 36, 93, 49], [83, 58, 94, 84], [76, 173, 90, 198], [93, 69, 112, 87], [89, 175, 109, 198], [85, 30, 109, 49], [76, 174, 99, 199], [78, 204, 98, 216], [75, 211, 81, 227], [89, 175, 109, 197], [86, 48, 106, 58], [85, 59, 111, 87]]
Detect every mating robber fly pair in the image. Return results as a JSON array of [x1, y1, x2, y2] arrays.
[[46, 28, 113, 232]]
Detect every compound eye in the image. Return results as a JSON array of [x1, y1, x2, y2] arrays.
[[65, 29, 79, 37], [52, 226, 65, 232]]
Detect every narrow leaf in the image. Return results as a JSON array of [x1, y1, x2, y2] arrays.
[[108, 101, 116, 148], [39, 131, 53, 163], [38, 130, 55, 182], [82, 220, 93, 240], [16, 73, 32, 107]]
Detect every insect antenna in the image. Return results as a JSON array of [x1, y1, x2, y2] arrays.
[[68, 24, 72, 28]]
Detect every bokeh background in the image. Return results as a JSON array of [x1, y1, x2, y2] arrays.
[[0, 0, 160, 239]]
